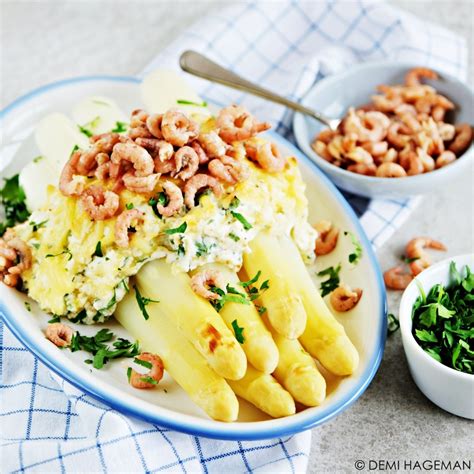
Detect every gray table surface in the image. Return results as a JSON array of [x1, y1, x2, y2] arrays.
[[1, 1, 473, 473]]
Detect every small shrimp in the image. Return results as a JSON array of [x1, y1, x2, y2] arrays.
[[313, 220, 339, 256], [383, 266, 413, 290], [77, 133, 122, 175], [371, 94, 403, 113], [217, 105, 271, 143], [346, 146, 374, 165], [347, 163, 377, 176], [129, 352, 164, 389], [130, 109, 149, 127], [387, 122, 411, 149], [315, 128, 337, 144], [115, 209, 145, 248], [406, 152, 424, 176], [172, 146, 199, 180], [431, 105, 446, 122], [157, 181, 184, 217], [59, 151, 85, 196], [128, 124, 154, 140], [416, 147, 435, 172], [375, 162, 407, 178], [3, 237, 32, 275], [146, 114, 164, 139], [254, 142, 286, 172], [361, 141, 388, 156], [161, 109, 199, 147], [135, 138, 174, 163], [437, 123, 455, 142], [330, 284, 363, 312], [198, 131, 229, 158], [154, 157, 177, 174], [80, 185, 120, 221], [184, 174, 223, 209], [190, 140, 209, 164], [449, 123, 473, 155], [122, 172, 160, 194], [344, 108, 388, 142], [377, 147, 398, 164], [190, 269, 226, 300], [208, 155, 249, 184], [111, 142, 154, 177], [406, 237, 446, 276], [45, 323, 74, 348], [405, 67, 438, 87], [311, 140, 334, 162], [436, 150, 456, 168]]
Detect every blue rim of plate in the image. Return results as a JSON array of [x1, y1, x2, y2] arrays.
[[0, 75, 387, 440]]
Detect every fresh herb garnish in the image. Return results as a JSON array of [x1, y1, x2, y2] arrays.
[[176, 99, 207, 107], [148, 192, 167, 217], [344, 231, 362, 264], [70, 144, 80, 156], [228, 232, 240, 242], [24, 301, 31, 312], [134, 286, 159, 320], [230, 211, 252, 230], [210, 284, 250, 312], [387, 313, 400, 336], [94, 241, 103, 257], [126, 202, 134, 210], [400, 255, 420, 264], [139, 376, 159, 385], [78, 116, 100, 137], [111, 121, 128, 133], [48, 315, 61, 324], [0, 174, 30, 236], [231, 319, 245, 344], [317, 264, 341, 297], [70, 328, 140, 369], [196, 240, 214, 257], [238, 270, 270, 305], [92, 99, 110, 106], [134, 357, 153, 369], [165, 222, 187, 235], [69, 309, 87, 324], [411, 262, 474, 374], [176, 242, 186, 257], [33, 156, 43, 163], [127, 367, 132, 383], [29, 219, 48, 232], [46, 249, 73, 261], [229, 196, 240, 209]]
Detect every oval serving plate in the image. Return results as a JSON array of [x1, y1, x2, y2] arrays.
[[0, 76, 387, 440]]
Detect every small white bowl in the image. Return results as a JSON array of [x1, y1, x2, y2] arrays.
[[399, 254, 474, 419]]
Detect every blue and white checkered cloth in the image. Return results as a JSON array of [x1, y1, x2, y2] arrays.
[[1, 1, 467, 472]]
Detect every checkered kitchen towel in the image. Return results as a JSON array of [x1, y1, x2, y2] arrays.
[[1, 1, 467, 473]]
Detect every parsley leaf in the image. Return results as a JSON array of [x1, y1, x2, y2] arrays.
[[387, 313, 400, 336], [29, 219, 48, 232], [48, 315, 61, 324], [78, 116, 100, 137], [317, 264, 342, 297], [228, 232, 240, 242], [210, 284, 250, 313], [111, 121, 128, 133], [134, 286, 159, 320], [230, 211, 252, 230], [344, 231, 363, 264], [94, 241, 103, 257], [231, 319, 245, 344], [46, 249, 73, 261], [176, 99, 207, 107], [196, 240, 214, 257], [164, 222, 187, 235], [134, 357, 152, 369], [148, 192, 167, 217], [0, 174, 30, 236]]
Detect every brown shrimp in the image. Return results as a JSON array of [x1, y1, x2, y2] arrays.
[[130, 109, 149, 127], [436, 150, 456, 168], [146, 114, 164, 139], [111, 142, 154, 177], [208, 155, 249, 184], [375, 162, 407, 178], [315, 128, 337, 144], [254, 142, 286, 172], [0, 235, 32, 287], [330, 285, 363, 312], [80, 185, 120, 221], [449, 123, 473, 155], [122, 172, 160, 194], [172, 146, 199, 180], [129, 352, 164, 389], [347, 163, 377, 176], [216, 105, 271, 143], [184, 174, 223, 209], [198, 131, 229, 158], [387, 122, 412, 149], [313, 220, 339, 256], [345, 146, 374, 165], [190, 269, 226, 300], [45, 323, 74, 348], [161, 109, 199, 147], [157, 181, 184, 217], [405, 67, 438, 87], [190, 140, 209, 164], [59, 151, 85, 197], [361, 141, 388, 156], [311, 140, 334, 162], [383, 266, 413, 290], [344, 108, 389, 142], [406, 152, 424, 176], [406, 237, 446, 276], [115, 209, 145, 248], [135, 138, 174, 163], [371, 94, 403, 113]]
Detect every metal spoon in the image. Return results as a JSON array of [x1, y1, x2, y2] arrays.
[[179, 50, 340, 131]]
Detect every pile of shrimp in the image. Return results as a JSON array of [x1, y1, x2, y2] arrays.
[[0, 229, 33, 287], [312, 67, 473, 178], [59, 104, 277, 223]]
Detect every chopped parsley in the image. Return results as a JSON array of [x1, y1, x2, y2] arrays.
[[228, 232, 240, 242], [196, 240, 214, 257], [33, 156, 43, 163], [94, 241, 103, 257], [139, 376, 160, 385], [176, 242, 186, 257], [387, 313, 400, 336], [165, 222, 187, 235], [239, 270, 270, 305], [29, 219, 48, 232], [176, 99, 207, 107], [344, 231, 363, 264], [210, 284, 250, 313], [70, 144, 80, 156], [134, 286, 159, 320], [48, 315, 61, 324], [317, 264, 342, 297], [92, 99, 110, 106], [0, 174, 30, 236], [400, 255, 420, 264], [126, 202, 134, 210], [32, 243, 40, 250], [411, 262, 474, 374], [46, 249, 73, 261], [111, 121, 128, 133], [230, 211, 252, 230], [229, 196, 240, 209], [70, 328, 140, 369], [24, 301, 31, 312], [127, 367, 132, 383], [134, 357, 153, 369], [69, 309, 87, 324], [78, 116, 100, 137], [149, 192, 168, 217], [231, 319, 245, 344]]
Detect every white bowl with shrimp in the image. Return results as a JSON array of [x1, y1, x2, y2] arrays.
[[399, 253, 474, 419], [0, 75, 387, 440], [293, 61, 474, 199]]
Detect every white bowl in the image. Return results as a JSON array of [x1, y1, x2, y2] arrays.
[[399, 254, 474, 419], [293, 61, 474, 199]]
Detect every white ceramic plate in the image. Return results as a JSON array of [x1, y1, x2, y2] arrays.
[[0, 76, 387, 440]]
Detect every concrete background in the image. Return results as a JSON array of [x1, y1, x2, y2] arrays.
[[1, 1, 473, 472]]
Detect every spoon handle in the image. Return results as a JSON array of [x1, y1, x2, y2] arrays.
[[179, 50, 338, 130]]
